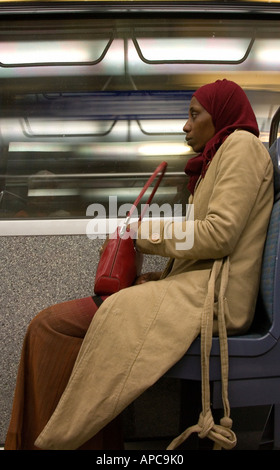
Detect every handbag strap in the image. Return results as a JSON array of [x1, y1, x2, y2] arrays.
[[119, 161, 167, 235]]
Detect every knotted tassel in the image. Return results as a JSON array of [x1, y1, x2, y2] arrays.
[[167, 411, 236, 450]]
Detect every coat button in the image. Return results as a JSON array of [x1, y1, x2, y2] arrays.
[[151, 232, 160, 242]]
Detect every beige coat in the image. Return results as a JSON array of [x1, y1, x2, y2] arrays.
[[35, 130, 273, 450]]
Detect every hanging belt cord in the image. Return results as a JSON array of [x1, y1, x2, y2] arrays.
[[167, 257, 237, 451]]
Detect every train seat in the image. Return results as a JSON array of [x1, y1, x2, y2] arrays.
[[167, 137, 280, 449]]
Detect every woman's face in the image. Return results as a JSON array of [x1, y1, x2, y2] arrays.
[[183, 96, 215, 153]]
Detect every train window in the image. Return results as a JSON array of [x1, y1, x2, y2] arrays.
[[0, 14, 280, 220], [0, 91, 191, 219]]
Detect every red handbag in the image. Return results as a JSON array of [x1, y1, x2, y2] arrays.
[[94, 161, 168, 295]]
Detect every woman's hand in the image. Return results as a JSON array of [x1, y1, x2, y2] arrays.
[[99, 221, 140, 258], [99, 232, 161, 285], [134, 271, 162, 285]]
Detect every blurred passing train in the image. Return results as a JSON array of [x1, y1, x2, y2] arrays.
[[1, 0, 280, 448]]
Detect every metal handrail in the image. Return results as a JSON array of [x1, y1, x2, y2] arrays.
[[0, 34, 114, 68], [132, 33, 255, 65]]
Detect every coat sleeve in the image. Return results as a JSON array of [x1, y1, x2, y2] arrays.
[[136, 132, 273, 260]]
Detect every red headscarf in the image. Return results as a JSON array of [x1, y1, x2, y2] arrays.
[[185, 79, 259, 194]]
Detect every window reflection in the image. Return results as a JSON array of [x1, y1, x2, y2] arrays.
[[0, 16, 280, 219], [0, 91, 192, 218]]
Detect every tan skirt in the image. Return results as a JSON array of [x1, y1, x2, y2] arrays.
[[4, 296, 123, 450]]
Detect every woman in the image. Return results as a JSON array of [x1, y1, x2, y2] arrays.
[[5, 79, 273, 450]]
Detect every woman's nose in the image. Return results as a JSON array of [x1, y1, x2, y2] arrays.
[[183, 119, 191, 133]]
